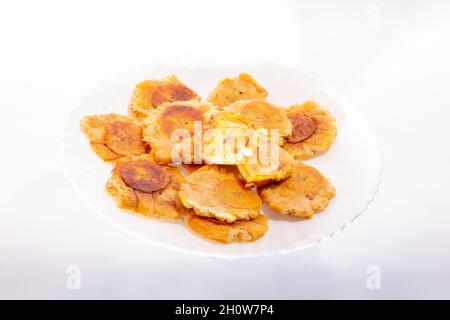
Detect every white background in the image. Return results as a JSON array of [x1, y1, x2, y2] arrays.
[[1, 0, 449, 299]]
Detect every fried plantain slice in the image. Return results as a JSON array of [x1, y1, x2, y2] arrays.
[[179, 165, 262, 223], [237, 142, 295, 188], [259, 162, 336, 218], [202, 111, 258, 165], [106, 154, 186, 219], [80, 113, 149, 162], [187, 213, 268, 243], [224, 100, 292, 143], [207, 73, 268, 108], [128, 75, 200, 119], [143, 100, 215, 165], [282, 101, 337, 160]]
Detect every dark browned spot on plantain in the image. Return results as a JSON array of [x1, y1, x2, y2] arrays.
[[118, 160, 170, 193], [160, 104, 204, 136], [104, 121, 148, 155], [288, 114, 316, 143], [151, 84, 196, 107]]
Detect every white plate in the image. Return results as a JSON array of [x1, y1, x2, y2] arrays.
[[61, 63, 382, 258]]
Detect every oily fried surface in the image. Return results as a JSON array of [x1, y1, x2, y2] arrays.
[[179, 165, 262, 223], [207, 73, 268, 108], [128, 75, 200, 119], [187, 214, 268, 243], [287, 114, 316, 143], [259, 162, 336, 218], [202, 111, 258, 165], [80, 113, 149, 162], [118, 160, 170, 193], [282, 101, 337, 160], [225, 100, 292, 143], [237, 144, 295, 188], [106, 154, 186, 219], [143, 101, 215, 164], [181, 163, 204, 174]]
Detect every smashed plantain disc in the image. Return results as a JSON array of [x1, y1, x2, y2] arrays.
[[259, 162, 336, 218], [80, 113, 149, 162], [237, 143, 295, 188], [143, 100, 215, 165], [202, 111, 258, 165], [179, 165, 262, 223], [106, 155, 186, 219], [207, 73, 268, 108], [128, 75, 200, 119], [224, 99, 292, 143], [282, 101, 337, 160]]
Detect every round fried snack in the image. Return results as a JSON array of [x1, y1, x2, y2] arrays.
[[187, 214, 268, 243], [237, 143, 295, 188], [143, 101, 215, 164], [207, 73, 268, 108], [202, 111, 258, 165], [259, 162, 336, 218], [80, 113, 149, 162], [179, 165, 262, 223], [106, 155, 186, 219], [282, 101, 337, 160], [224, 100, 292, 143], [128, 75, 200, 119]]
